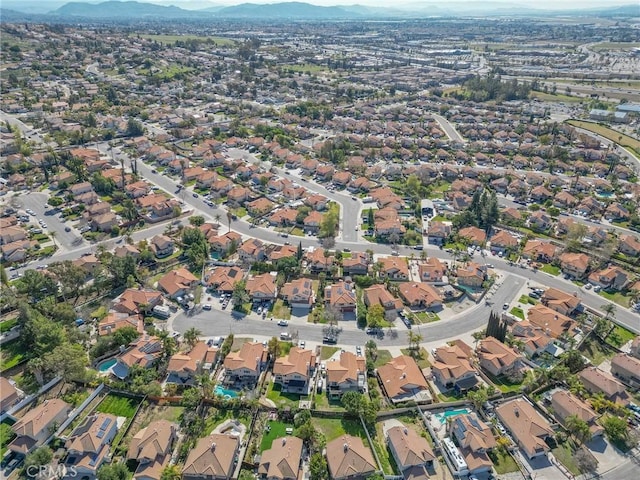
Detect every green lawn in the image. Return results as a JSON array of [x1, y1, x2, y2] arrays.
[[552, 441, 581, 476], [260, 420, 293, 452], [484, 372, 524, 394], [0, 423, 16, 457], [320, 346, 339, 360], [312, 417, 367, 442], [414, 311, 441, 323], [579, 337, 616, 366], [567, 120, 640, 155], [0, 318, 17, 333], [313, 391, 345, 411], [203, 406, 252, 436], [598, 290, 631, 308], [231, 337, 252, 352], [540, 264, 561, 276], [271, 299, 291, 320], [518, 295, 538, 305], [605, 325, 637, 348], [373, 350, 393, 368], [489, 448, 519, 474], [531, 91, 584, 104], [0, 339, 25, 372], [96, 394, 139, 418], [266, 381, 301, 408], [283, 63, 328, 74], [510, 307, 525, 320], [400, 348, 431, 369]]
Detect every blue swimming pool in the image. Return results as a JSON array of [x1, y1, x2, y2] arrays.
[[97, 358, 117, 372], [214, 385, 239, 398], [434, 408, 470, 422]]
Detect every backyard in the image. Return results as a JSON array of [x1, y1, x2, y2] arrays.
[[260, 420, 293, 452], [266, 381, 303, 408], [552, 440, 582, 476], [579, 336, 616, 366], [373, 422, 399, 475], [484, 372, 524, 394], [311, 416, 367, 442], [203, 405, 252, 437], [96, 394, 140, 418], [605, 324, 636, 348], [0, 422, 16, 457], [0, 340, 25, 372]]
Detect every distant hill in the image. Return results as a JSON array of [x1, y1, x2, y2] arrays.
[[52, 1, 200, 18], [214, 2, 359, 19]]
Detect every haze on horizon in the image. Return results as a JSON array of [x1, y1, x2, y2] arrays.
[[7, 0, 634, 10]]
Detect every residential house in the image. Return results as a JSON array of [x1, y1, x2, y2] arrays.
[[578, 367, 630, 406], [125, 181, 151, 199], [528, 211, 552, 231], [489, 230, 518, 254], [527, 304, 576, 339], [363, 284, 403, 320], [128, 420, 178, 480], [304, 194, 329, 211], [306, 247, 335, 273], [0, 377, 21, 414], [379, 256, 410, 281], [182, 434, 239, 480], [477, 337, 523, 378], [227, 186, 251, 206], [273, 347, 317, 394], [511, 321, 555, 358], [114, 244, 141, 260], [1, 238, 34, 263], [113, 288, 163, 316], [375, 218, 406, 238], [268, 208, 298, 227], [449, 413, 496, 475], [150, 234, 174, 258], [418, 257, 447, 284], [619, 235, 640, 257], [521, 240, 558, 263], [398, 283, 443, 310], [112, 335, 163, 380], [158, 268, 199, 300], [342, 252, 369, 276], [387, 426, 435, 479], [73, 254, 102, 277], [247, 197, 276, 217], [238, 238, 266, 264], [206, 266, 244, 294], [209, 231, 242, 254], [427, 221, 451, 245], [588, 266, 630, 291], [610, 353, 640, 388], [98, 312, 144, 336], [246, 273, 277, 302], [326, 352, 366, 399], [558, 252, 590, 279], [458, 226, 486, 246], [550, 390, 604, 440], [9, 399, 70, 455], [495, 399, 553, 459], [431, 344, 478, 393], [167, 342, 217, 386], [267, 245, 298, 263], [377, 355, 431, 404], [303, 210, 324, 234], [0, 226, 26, 245], [69, 181, 94, 197], [92, 212, 118, 232], [456, 262, 486, 288], [223, 342, 268, 388], [326, 435, 376, 480], [65, 413, 118, 477], [324, 281, 357, 313], [280, 278, 314, 311], [258, 436, 303, 480], [540, 288, 581, 316]]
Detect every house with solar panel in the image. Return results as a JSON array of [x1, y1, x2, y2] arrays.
[[65, 413, 118, 477]]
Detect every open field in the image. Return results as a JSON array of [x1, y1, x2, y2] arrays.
[[591, 42, 640, 52], [136, 34, 235, 46], [567, 120, 640, 155], [531, 91, 584, 103], [282, 63, 328, 74]]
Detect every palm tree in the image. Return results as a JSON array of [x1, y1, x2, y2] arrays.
[[226, 211, 233, 233], [214, 213, 221, 228], [183, 327, 202, 348], [49, 231, 57, 248], [28, 358, 45, 386], [600, 303, 616, 320], [160, 465, 182, 480], [195, 373, 213, 399]]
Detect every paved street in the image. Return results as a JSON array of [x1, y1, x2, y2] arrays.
[[432, 113, 466, 144]]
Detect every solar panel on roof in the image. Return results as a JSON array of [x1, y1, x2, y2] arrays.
[[96, 430, 105, 439], [100, 418, 111, 430]]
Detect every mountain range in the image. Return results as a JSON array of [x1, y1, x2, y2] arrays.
[[0, 0, 636, 20]]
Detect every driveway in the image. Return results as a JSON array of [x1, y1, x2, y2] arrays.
[[517, 452, 567, 480]]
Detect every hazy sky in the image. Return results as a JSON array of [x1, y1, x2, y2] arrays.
[[20, 0, 635, 7]]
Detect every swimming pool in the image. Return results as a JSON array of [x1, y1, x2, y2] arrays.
[[214, 385, 239, 399], [434, 408, 470, 422], [97, 358, 117, 372]]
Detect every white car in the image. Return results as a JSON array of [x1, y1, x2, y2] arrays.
[[277, 320, 289, 327]]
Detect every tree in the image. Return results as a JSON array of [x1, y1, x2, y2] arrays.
[[466, 386, 489, 410], [574, 447, 598, 474], [600, 303, 616, 320], [366, 304, 385, 328], [47, 261, 86, 304], [24, 447, 53, 477], [365, 340, 378, 361], [189, 215, 205, 227], [602, 415, 628, 444], [43, 342, 88, 382], [407, 331, 423, 351], [160, 465, 182, 480], [341, 391, 363, 416], [309, 452, 329, 480], [267, 336, 281, 360], [486, 311, 507, 342], [126, 117, 144, 137], [183, 327, 202, 348], [97, 462, 130, 480], [565, 414, 591, 445], [561, 350, 586, 374], [232, 280, 250, 308], [108, 255, 137, 288], [16, 269, 58, 302]]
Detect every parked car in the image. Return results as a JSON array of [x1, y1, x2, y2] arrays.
[[203, 304, 212, 310], [277, 320, 289, 327]]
